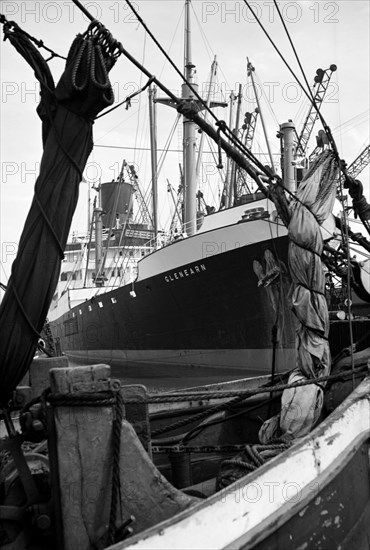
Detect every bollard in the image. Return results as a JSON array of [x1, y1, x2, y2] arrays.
[[49, 364, 115, 550], [49, 365, 198, 548]]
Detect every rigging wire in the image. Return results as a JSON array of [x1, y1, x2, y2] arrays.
[[189, 1, 232, 101], [95, 76, 154, 120], [63, 0, 270, 182], [122, 0, 268, 175], [272, 0, 313, 108], [241, 0, 342, 165], [190, 1, 214, 63], [332, 111, 369, 137], [253, 70, 280, 130], [159, 5, 185, 80], [94, 102, 148, 145]]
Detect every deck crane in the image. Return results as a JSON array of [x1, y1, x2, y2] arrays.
[[243, 109, 259, 152], [124, 161, 154, 228], [295, 64, 337, 160], [342, 144, 370, 182], [168, 164, 184, 236], [233, 108, 260, 203]]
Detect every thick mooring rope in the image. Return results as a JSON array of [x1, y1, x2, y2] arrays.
[[147, 365, 367, 403], [149, 365, 367, 437]]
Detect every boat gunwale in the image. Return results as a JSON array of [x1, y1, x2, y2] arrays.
[[115, 376, 370, 550]]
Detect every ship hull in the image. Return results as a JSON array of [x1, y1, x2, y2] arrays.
[[49, 206, 370, 379], [50, 214, 297, 377]]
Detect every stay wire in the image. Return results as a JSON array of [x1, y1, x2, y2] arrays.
[[242, 0, 340, 160], [272, 0, 313, 106], [272, 0, 334, 157], [123, 0, 268, 175], [70, 0, 269, 177]]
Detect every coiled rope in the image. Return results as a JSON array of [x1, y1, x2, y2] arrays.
[[216, 439, 293, 490]]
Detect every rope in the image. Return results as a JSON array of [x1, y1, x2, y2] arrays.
[[241, 0, 357, 198], [151, 364, 367, 438], [217, 439, 292, 489], [0, 13, 66, 60], [179, 397, 279, 446], [151, 392, 251, 438], [108, 390, 124, 546], [47, 392, 116, 407], [152, 444, 248, 454], [96, 76, 155, 119], [5, 281, 42, 340], [121, 0, 269, 177], [147, 365, 367, 404], [272, 0, 313, 111], [242, 0, 334, 150]]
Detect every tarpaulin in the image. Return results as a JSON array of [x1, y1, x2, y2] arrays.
[[0, 22, 117, 402], [280, 150, 339, 436]]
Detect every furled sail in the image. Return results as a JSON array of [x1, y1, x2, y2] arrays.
[[280, 150, 339, 437], [260, 150, 340, 440], [0, 22, 117, 403]]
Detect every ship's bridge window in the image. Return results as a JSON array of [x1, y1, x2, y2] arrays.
[[61, 272, 68, 281]]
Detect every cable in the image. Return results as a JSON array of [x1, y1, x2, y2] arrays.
[[242, 0, 341, 161], [272, 0, 313, 104], [123, 0, 268, 174]]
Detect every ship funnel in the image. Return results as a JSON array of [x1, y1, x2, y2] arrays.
[[100, 180, 133, 229]]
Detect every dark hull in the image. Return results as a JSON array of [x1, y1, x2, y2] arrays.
[[50, 219, 370, 378], [50, 231, 297, 377]]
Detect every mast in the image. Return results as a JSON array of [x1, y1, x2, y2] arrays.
[[229, 84, 243, 206], [247, 59, 275, 174], [182, 0, 198, 236], [224, 91, 236, 208], [148, 84, 158, 243], [196, 56, 218, 179]]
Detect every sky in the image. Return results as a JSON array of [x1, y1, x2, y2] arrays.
[[0, 0, 369, 283]]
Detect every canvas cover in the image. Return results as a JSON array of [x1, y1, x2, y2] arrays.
[[0, 23, 116, 402], [259, 150, 339, 440]]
